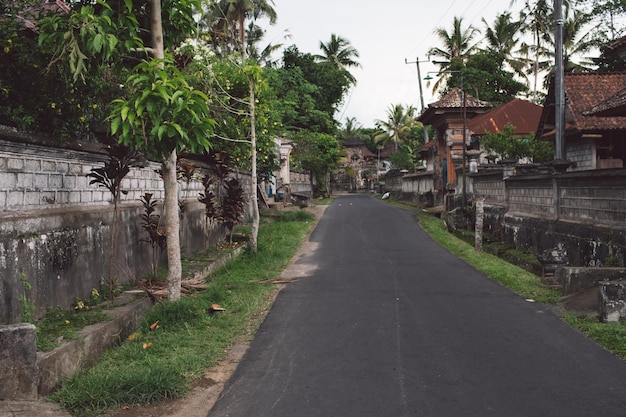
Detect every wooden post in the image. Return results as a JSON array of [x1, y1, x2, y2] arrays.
[[475, 196, 485, 252]]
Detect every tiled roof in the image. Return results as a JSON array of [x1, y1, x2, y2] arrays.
[[342, 137, 365, 147], [466, 99, 542, 136], [584, 86, 626, 116], [417, 140, 435, 153], [537, 73, 626, 138], [428, 87, 491, 109], [418, 88, 492, 126]]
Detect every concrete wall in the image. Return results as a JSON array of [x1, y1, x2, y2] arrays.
[[289, 171, 312, 196], [0, 137, 250, 323], [469, 165, 626, 268], [0, 323, 37, 400]]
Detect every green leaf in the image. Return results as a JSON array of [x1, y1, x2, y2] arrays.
[[121, 106, 129, 122], [171, 123, 184, 138], [110, 117, 120, 135], [93, 33, 103, 53], [157, 125, 167, 140]]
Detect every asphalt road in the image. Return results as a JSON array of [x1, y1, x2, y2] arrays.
[[207, 194, 626, 417]]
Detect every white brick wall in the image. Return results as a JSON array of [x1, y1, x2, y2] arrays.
[[0, 141, 171, 211]]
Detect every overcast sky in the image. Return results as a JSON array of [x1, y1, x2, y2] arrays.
[[263, 0, 526, 128]]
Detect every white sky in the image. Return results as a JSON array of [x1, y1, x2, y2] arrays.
[[263, 0, 525, 128]]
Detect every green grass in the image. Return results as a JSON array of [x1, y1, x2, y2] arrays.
[[36, 308, 111, 352], [404, 203, 626, 362], [50, 209, 316, 417], [416, 211, 561, 304], [562, 313, 626, 360]]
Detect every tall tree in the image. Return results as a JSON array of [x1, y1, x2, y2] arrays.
[[206, 0, 277, 56], [374, 104, 416, 152], [39, 0, 209, 301], [530, 6, 596, 89], [314, 33, 361, 84], [462, 50, 527, 105], [514, 0, 563, 99], [270, 45, 351, 133], [203, 0, 277, 252], [427, 16, 479, 92], [290, 131, 341, 198], [577, 0, 626, 42], [481, 12, 528, 81]]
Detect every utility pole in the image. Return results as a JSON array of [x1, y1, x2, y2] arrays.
[[405, 57, 429, 143], [554, 0, 565, 161]]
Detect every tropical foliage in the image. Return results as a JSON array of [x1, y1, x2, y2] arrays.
[[480, 124, 553, 162]]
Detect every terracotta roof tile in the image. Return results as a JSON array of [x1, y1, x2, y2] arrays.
[[538, 73, 626, 138], [428, 87, 491, 109], [584, 86, 626, 116], [565, 73, 626, 130], [467, 99, 542, 136]]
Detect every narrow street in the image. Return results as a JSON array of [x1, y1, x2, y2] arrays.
[[207, 194, 626, 417]]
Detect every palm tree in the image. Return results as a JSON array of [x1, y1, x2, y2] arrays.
[[427, 16, 479, 92], [374, 104, 416, 152], [314, 33, 361, 84], [534, 7, 596, 87], [245, 21, 285, 67], [206, 0, 277, 57], [481, 12, 528, 81], [338, 117, 362, 141], [513, 0, 573, 99]]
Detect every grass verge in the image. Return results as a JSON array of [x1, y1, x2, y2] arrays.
[[416, 211, 561, 304], [399, 201, 626, 361], [50, 208, 317, 417]]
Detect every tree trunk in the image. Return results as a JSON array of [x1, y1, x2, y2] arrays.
[[163, 150, 182, 301], [150, 0, 181, 301], [249, 76, 259, 252]]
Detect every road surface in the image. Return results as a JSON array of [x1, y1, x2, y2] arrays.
[[207, 194, 626, 417]]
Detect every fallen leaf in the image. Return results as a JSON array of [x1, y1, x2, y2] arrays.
[[127, 332, 140, 341], [149, 320, 160, 330], [207, 303, 226, 314], [143, 342, 153, 349]]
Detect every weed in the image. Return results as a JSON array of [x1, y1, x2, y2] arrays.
[[50, 208, 315, 416], [87, 144, 145, 301], [221, 178, 246, 242], [36, 307, 110, 352], [140, 193, 167, 283], [563, 313, 626, 360]]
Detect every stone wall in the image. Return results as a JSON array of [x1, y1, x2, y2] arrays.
[[0, 323, 37, 400], [469, 165, 626, 268], [0, 137, 250, 323], [289, 171, 312, 196], [471, 169, 506, 205]]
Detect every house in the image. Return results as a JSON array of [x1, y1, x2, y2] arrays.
[[340, 137, 377, 190], [467, 98, 543, 164], [417, 88, 492, 203], [536, 72, 626, 170]]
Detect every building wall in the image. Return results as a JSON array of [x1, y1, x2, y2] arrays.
[[566, 139, 595, 171]]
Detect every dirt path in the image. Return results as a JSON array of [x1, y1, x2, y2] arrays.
[[104, 204, 328, 417]]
